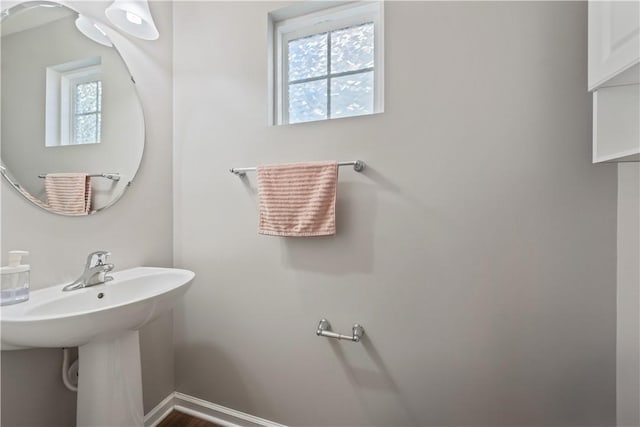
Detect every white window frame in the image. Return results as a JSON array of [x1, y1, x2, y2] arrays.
[[45, 57, 102, 147], [269, 2, 384, 125]]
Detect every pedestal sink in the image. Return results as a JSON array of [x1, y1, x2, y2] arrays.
[[0, 267, 195, 426]]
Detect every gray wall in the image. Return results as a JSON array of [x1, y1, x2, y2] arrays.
[[173, 2, 617, 426], [617, 163, 640, 426], [0, 1, 173, 425]]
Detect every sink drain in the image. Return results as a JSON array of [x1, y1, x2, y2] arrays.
[[97, 293, 104, 299]]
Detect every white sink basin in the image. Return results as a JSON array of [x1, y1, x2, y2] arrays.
[[0, 266, 195, 427], [1, 267, 194, 350]]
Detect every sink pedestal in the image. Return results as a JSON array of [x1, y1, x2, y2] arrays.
[[77, 330, 144, 426]]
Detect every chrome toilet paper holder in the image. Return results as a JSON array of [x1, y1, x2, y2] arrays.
[[316, 318, 364, 343]]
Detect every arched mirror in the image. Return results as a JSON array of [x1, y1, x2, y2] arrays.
[[0, 1, 144, 216]]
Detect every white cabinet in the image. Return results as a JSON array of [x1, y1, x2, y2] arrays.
[[588, 1, 640, 90], [589, 1, 640, 163]]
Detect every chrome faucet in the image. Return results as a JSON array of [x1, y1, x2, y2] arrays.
[[62, 251, 114, 292]]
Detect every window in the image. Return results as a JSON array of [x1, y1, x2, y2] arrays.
[[45, 57, 103, 147], [270, 2, 384, 125], [72, 78, 102, 145]]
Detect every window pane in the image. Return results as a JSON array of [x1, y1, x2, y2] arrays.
[[97, 81, 102, 112], [289, 80, 327, 124], [330, 23, 374, 74], [97, 113, 102, 142], [288, 33, 328, 82], [75, 114, 99, 144], [330, 71, 373, 119], [75, 81, 99, 114]]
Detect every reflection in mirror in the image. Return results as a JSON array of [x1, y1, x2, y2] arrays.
[[1, 1, 144, 216], [45, 55, 104, 147]]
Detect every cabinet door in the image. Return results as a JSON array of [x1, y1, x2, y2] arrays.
[[589, 1, 640, 90], [593, 84, 640, 163]]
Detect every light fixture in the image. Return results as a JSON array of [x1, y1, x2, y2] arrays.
[[105, 0, 159, 41], [75, 14, 113, 47]]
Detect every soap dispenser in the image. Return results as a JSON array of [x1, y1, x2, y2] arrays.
[[1, 251, 30, 306]]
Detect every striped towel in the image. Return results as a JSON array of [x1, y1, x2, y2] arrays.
[[45, 173, 91, 215], [257, 161, 338, 237]]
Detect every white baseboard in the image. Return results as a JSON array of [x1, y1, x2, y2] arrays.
[[144, 393, 175, 427], [144, 392, 287, 427]]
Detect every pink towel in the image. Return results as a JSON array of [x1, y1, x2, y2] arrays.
[[45, 173, 91, 215], [257, 161, 338, 237]]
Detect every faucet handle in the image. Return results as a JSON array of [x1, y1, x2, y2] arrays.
[[86, 251, 111, 268]]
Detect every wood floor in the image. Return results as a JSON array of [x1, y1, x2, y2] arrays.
[[157, 410, 222, 427]]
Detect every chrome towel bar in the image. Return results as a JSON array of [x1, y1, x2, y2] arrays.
[[316, 318, 364, 343], [230, 160, 365, 177], [38, 173, 121, 182]]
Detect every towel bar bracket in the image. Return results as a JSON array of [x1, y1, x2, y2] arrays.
[[353, 160, 365, 172], [316, 318, 364, 343]]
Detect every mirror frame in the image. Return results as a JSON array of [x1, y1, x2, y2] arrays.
[[0, 0, 146, 216]]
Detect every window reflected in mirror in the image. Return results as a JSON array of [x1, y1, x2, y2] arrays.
[[45, 56, 103, 147]]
